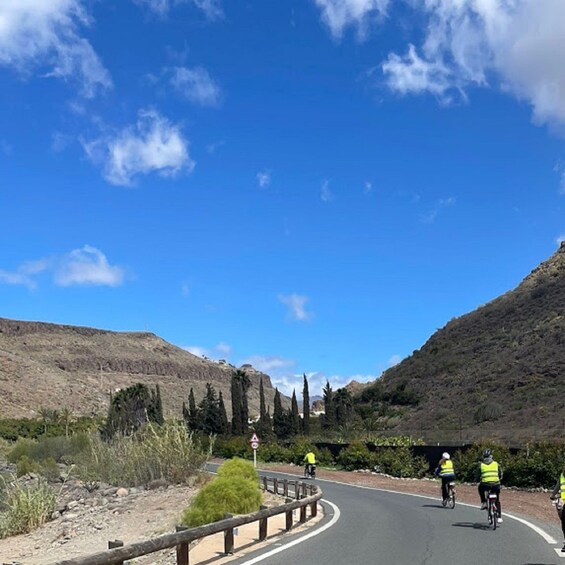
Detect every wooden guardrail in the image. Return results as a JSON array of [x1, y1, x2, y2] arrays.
[[51, 476, 322, 565]]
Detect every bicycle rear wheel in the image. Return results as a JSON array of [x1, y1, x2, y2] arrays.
[[448, 492, 455, 509]]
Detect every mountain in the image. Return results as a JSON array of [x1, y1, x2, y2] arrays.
[[355, 243, 565, 442], [0, 317, 283, 420]]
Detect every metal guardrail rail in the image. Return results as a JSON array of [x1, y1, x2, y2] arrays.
[[51, 476, 322, 565]]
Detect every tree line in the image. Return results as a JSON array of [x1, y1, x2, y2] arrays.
[[100, 369, 359, 439]]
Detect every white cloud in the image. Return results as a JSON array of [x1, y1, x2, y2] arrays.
[[0, 258, 49, 290], [278, 293, 314, 322], [556, 234, 565, 245], [133, 0, 222, 19], [364, 180, 373, 194], [82, 109, 194, 186], [170, 66, 221, 107], [241, 355, 296, 373], [314, 0, 389, 39], [555, 161, 565, 194], [0, 247, 123, 289], [0, 0, 111, 97], [272, 371, 376, 398], [382, 0, 565, 128], [387, 354, 402, 367], [184, 342, 232, 359], [54, 245, 125, 287], [256, 170, 271, 188], [193, 0, 223, 20], [420, 196, 456, 224], [320, 180, 334, 202]]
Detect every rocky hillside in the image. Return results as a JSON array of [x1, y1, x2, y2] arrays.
[[356, 243, 565, 442], [0, 318, 283, 419]]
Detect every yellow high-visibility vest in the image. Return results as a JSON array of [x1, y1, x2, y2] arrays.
[[559, 473, 565, 501], [480, 461, 500, 483], [439, 460, 454, 477], [305, 452, 316, 464]]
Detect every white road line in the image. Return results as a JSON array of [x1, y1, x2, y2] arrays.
[[555, 548, 565, 557], [263, 471, 557, 546], [236, 499, 341, 565]]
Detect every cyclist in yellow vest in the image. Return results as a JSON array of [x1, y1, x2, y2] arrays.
[[550, 465, 565, 552], [434, 452, 455, 503], [304, 451, 316, 477], [477, 448, 503, 523]]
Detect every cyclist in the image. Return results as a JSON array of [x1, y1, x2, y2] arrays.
[[550, 464, 565, 552], [477, 448, 503, 523], [303, 451, 316, 477], [435, 452, 455, 503]]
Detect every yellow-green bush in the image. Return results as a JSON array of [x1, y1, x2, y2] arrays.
[[217, 458, 258, 482], [0, 477, 56, 538], [16, 455, 40, 477], [182, 475, 263, 527]]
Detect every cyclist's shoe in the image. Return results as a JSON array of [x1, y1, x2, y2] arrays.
[[480, 502, 487, 510], [497, 517, 503, 524]]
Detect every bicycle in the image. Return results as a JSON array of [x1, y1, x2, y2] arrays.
[[304, 463, 316, 479], [486, 488, 500, 530], [441, 481, 456, 509]]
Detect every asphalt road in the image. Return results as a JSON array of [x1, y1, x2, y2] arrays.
[[224, 468, 563, 565]]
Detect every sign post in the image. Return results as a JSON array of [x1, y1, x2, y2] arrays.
[[249, 433, 260, 468]]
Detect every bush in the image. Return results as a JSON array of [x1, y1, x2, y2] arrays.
[[213, 436, 253, 460], [452, 443, 512, 483], [217, 458, 258, 482], [8, 434, 90, 465], [337, 441, 376, 471], [257, 443, 293, 463], [374, 447, 428, 478], [182, 475, 263, 527], [0, 477, 56, 538], [75, 421, 209, 486], [15, 456, 40, 477]]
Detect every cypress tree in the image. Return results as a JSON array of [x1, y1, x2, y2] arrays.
[[291, 390, 300, 436], [302, 374, 310, 435], [322, 380, 336, 430], [335, 387, 353, 427], [231, 373, 243, 435], [199, 383, 222, 434], [218, 391, 229, 435], [273, 388, 291, 439], [259, 377, 267, 423]]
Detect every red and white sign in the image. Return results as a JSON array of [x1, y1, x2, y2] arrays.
[[250, 433, 260, 450]]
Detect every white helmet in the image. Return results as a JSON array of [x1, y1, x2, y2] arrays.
[[442, 452, 450, 460]]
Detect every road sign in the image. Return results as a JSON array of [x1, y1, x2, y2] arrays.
[[250, 433, 260, 444], [250, 441, 259, 450]]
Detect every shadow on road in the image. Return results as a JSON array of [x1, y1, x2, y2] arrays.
[[421, 504, 446, 509], [452, 521, 492, 531]]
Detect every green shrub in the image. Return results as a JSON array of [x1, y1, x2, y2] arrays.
[[75, 421, 209, 486], [8, 434, 90, 465], [16, 456, 40, 477], [0, 477, 56, 538], [257, 442, 293, 463], [452, 443, 512, 483], [217, 458, 258, 482], [213, 436, 253, 460], [182, 475, 263, 527], [39, 458, 61, 482], [374, 447, 428, 478], [337, 441, 376, 471]]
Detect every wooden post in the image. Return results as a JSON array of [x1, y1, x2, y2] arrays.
[[263, 476, 268, 492], [294, 480, 300, 500], [108, 540, 124, 565], [283, 479, 288, 497], [285, 498, 293, 531], [224, 514, 234, 555], [259, 505, 268, 541], [176, 525, 189, 565], [302, 483, 307, 498], [311, 500, 318, 517], [299, 504, 307, 524], [273, 478, 278, 495]]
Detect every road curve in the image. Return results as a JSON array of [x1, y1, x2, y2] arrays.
[[226, 468, 562, 565]]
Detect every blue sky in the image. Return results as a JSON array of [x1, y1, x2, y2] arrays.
[[1, 0, 565, 398]]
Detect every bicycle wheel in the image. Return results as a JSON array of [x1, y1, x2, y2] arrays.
[[442, 496, 447, 507], [448, 492, 456, 509], [490, 503, 497, 530]]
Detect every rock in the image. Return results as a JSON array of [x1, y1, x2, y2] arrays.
[[62, 513, 79, 521], [51, 511, 61, 520], [116, 488, 128, 497], [66, 501, 79, 510], [147, 479, 169, 490]]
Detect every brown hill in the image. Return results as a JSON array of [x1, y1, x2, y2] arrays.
[[355, 243, 565, 443], [0, 318, 284, 420]]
